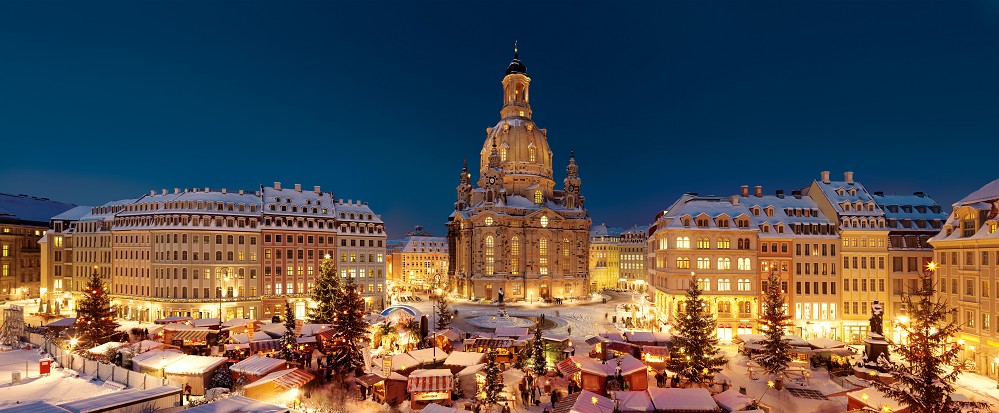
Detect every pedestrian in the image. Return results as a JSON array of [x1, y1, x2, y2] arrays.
[[567, 326, 572, 336], [503, 403, 511, 413], [604, 313, 608, 321], [183, 383, 192, 404], [360, 384, 367, 400], [532, 385, 540, 405], [550, 389, 559, 408]]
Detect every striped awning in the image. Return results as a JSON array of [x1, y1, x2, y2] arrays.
[[407, 373, 453, 393], [273, 369, 315, 389], [249, 339, 282, 352], [172, 329, 211, 341], [472, 338, 514, 348], [556, 358, 580, 376], [606, 341, 636, 353]]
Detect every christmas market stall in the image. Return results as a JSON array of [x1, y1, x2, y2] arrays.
[[575, 354, 648, 396], [356, 372, 407, 405], [614, 390, 655, 413], [242, 368, 315, 405], [161, 354, 227, 395], [647, 388, 720, 413], [640, 346, 669, 368], [390, 352, 421, 375], [712, 389, 760, 413], [131, 349, 185, 375], [463, 337, 521, 363], [57, 386, 182, 413], [407, 369, 454, 410], [443, 351, 485, 374], [183, 395, 289, 413], [552, 390, 615, 413], [456, 363, 486, 397], [229, 355, 287, 381]]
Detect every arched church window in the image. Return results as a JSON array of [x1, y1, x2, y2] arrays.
[[529, 146, 536, 162], [485, 236, 495, 275], [510, 237, 520, 274], [539, 239, 549, 275], [534, 191, 543, 204], [500, 147, 507, 162], [540, 215, 549, 228]]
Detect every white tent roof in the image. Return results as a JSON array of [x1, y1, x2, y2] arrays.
[[191, 318, 221, 328], [614, 391, 654, 413], [713, 389, 755, 412], [567, 390, 615, 413], [501, 369, 525, 389], [182, 395, 288, 413], [444, 351, 485, 367], [408, 348, 448, 365], [131, 349, 185, 369], [391, 353, 420, 371], [87, 342, 125, 355], [457, 363, 486, 377], [58, 386, 180, 413], [230, 355, 286, 376], [125, 340, 168, 354], [807, 337, 846, 349], [164, 355, 227, 375], [231, 332, 272, 343], [648, 388, 718, 412], [0, 401, 70, 413]]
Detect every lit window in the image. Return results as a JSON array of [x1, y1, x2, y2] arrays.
[[676, 237, 690, 249], [540, 215, 549, 227], [738, 258, 751, 271], [718, 279, 731, 291], [539, 239, 548, 275], [717, 257, 731, 270], [510, 237, 520, 274], [485, 217, 494, 226], [530, 146, 536, 162], [676, 257, 690, 269], [697, 238, 710, 249], [737, 279, 751, 291], [697, 257, 710, 270], [717, 238, 730, 249], [485, 236, 495, 275], [535, 191, 543, 204]]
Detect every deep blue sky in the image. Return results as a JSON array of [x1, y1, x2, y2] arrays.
[[1, 1, 997, 238]]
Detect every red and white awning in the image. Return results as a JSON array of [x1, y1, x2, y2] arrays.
[[407, 369, 454, 393]]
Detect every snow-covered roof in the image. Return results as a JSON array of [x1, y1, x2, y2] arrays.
[[125, 340, 168, 354], [407, 348, 449, 365], [391, 353, 420, 371], [261, 185, 335, 220], [0, 401, 70, 413], [958, 177, 999, 205], [229, 355, 287, 376], [614, 391, 654, 413], [191, 318, 220, 328], [50, 206, 92, 222], [87, 342, 125, 355], [444, 351, 485, 367], [220, 318, 258, 329], [298, 324, 331, 337], [713, 389, 755, 412], [647, 388, 718, 412], [590, 223, 624, 238], [46, 318, 76, 328], [457, 363, 486, 377], [391, 235, 448, 254], [0, 193, 77, 225], [559, 390, 615, 413], [164, 355, 227, 375], [57, 386, 181, 413], [231, 332, 272, 343], [130, 349, 185, 369], [242, 368, 314, 390], [807, 337, 846, 349], [846, 387, 906, 412], [182, 395, 288, 413], [575, 354, 646, 377], [501, 368, 525, 389], [422, 404, 465, 413]]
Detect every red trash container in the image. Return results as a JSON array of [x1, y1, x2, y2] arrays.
[[40, 359, 52, 375]]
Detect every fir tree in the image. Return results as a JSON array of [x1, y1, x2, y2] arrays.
[[532, 323, 547, 376], [482, 348, 501, 406], [328, 276, 369, 378], [210, 365, 233, 389], [280, 300, 297, 359], [76, 269, 119, 348], [435, 293, 453, 331], [665, 276, 727, 384], [872, 270, 989, 413], [309, 254, 341, 324], [756, 269, 792, 377]]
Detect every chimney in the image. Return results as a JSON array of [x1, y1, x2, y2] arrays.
[[348, 199, 352, 205], [274, 182, 282, 190], [821, 171, 830, 184], [150, 190, 156, 196], [239, 189, 245, 195], [221, 188, 227, 194], [741, 185, 749, 197], [314, 186, 321, 194], [174, 188, 179, 194], [730, 195, 740, 205], [792, 190, 802, 198], [844, 171, 854, 184], [776, 189, 785, 198], [754, 186, 763, 197], [161, 189, 167, 195], [294, 184, 302, 192], [874, 191, 884, 196], [914, 191, 925, 197], [204, 187, 209, 192]]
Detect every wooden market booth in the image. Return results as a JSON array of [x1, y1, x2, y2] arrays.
[[242, 368, 315, 405], [407, 369, 454, 410]]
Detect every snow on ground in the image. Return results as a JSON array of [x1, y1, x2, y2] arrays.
[[0, 348, 114, 407]]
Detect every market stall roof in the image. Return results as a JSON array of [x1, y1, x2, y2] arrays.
[[191, 318, 220, 328], [87, 341, 125, 355], [225, 343, 250, 351], [807, 337, 847, 349], [734, 334, 765, 344], [641, 346, 669, 357], [542, 333, 570, 342], [126, 340, 170, 354], [298, 324, 331, 336], [229, 355, 286, 376], [422, 405, 465, 413], [623, 331, 671, 345], [457, 363, 486, 376], [243, 368, 315, 390], [221, 318, 259, 329], [469, 338, 515, 348], [231, 332, 272, 344], [614, 391, 654, 413], [713, 389, 755, 412], [647, 388, 719, 412], [391, 353, 420, 371], [183, 395, 289, 413], [407, 369, 454, 393], [46, 318, 77, 328], [494, 327, 529, 337], [170, 329, 212, 341], [501, 369, 525, 389], [58, 386, 181, 413], [153, 316, 192, 325], [164, 355, 227, 375], [355, 373, 385, 387], [846, 387, 907, 412], [584, 336, 604, 345], [131, 349, 185, 369], [577, 354, 646, 376], [431, 329, 462, 342], [606, 341, 638, 354], [0, 401, 70, 413], [556, 356, 590, 376], [444, 351, 485, 367], [408, 348, 449, 365], [553, 390, 614, 413]]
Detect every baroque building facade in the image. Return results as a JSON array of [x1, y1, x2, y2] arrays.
[[0, 193, 76, 301], [447, 48, 592, 302], [40, 183, 386, 322], [387, 225, 449, 293]]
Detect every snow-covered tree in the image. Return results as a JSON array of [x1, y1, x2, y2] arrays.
[[531, 323, 547, 376], [756, 269, 792, 377], [280, 300, 297, 360], [482, 348, 501, 406], [665, 276, 727, 384], [452, 375, 464, 399], [76, 269, 119, 348], [872, 272, 989, 413], [309, 255, 341, 324], [210, 365, 233, 389], [328, 276, 368, 378], [434, 293, 453, 331]]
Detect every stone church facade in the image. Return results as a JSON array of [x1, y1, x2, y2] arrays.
[[446, 47, 592, 302]]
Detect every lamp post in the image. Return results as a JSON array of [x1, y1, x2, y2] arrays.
[[68, 337, 78, 369], [218, 268, 232, 322]]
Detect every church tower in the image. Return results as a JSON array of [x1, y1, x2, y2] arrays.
[[447, 44, 592, 302]]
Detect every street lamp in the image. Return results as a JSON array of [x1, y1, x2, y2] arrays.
[[68, 337, 78, 369], [218, 268, 233, 322]]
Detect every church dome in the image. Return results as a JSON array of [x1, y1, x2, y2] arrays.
[[480, 117, 552, 180], [506, 56, 527, 75]]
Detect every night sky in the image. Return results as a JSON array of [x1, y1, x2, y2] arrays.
[[1, 1, 996, 238]]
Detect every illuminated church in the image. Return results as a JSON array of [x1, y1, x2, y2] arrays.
[[446, 46, 592, 301]]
